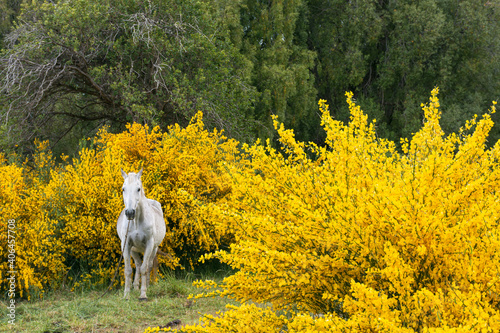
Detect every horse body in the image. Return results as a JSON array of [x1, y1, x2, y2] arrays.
[[117, 169, 166, 300]]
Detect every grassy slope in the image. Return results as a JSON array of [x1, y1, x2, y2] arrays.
[[2, 274, 233, 333]]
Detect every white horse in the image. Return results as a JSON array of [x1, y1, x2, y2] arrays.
[[117, 169, 166, 300]]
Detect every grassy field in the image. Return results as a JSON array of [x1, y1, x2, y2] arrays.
[[1, 272, 233, 333]]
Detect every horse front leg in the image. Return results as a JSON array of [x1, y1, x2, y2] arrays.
[[131, 249, 142, 290], [139, 241, 154, 300], [123, 243, 133, 300]]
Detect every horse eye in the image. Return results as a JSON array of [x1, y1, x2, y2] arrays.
[[137, 188, 141, 192]]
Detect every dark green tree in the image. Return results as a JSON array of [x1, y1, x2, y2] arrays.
[[307, 0, 500, 142], [0, 0, 258, 154], [238, 0, 317, 141], [2, 0, 498, 154], [0, 1, 22, 50]]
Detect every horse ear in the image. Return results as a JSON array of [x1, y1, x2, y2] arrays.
[[121, 168, 127, 179], [137, 168, 143, 179]]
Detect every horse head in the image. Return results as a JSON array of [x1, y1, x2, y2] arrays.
[[121, 168, 144, 220]]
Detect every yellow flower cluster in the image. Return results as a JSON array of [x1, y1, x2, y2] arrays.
[[0, 112, 236, 296], [150, 88, 500, 332]]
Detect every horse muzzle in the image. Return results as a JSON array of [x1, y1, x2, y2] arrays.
[[125, 209, 136, 220]]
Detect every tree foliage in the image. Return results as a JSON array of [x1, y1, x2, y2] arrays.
[[0, 0, 498, 155], [0, 0, 22, 49], [238, 0, 317, 140], [0, 0, 257, 152], [308, 0, 500, 142]]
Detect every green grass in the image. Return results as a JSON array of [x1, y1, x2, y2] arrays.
[[2, 272, 234, 333]]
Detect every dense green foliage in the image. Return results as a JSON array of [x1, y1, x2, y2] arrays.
[[0, 0, 258, 154], [308, 0, 500, 142], [0, 0, 499, 154], [0, 1, 21, 49], [238, 0, 317, 140]]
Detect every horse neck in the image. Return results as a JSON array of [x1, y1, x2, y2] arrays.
[[135, 192, 147, 221]]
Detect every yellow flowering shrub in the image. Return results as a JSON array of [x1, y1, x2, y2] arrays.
[[96, 113, 238, 268], [3, 84, 500, 333], [134, 115, 237, 267], [0, 142, 67, 298], [175, 304, 288, 333], [0, 112, 237, 297], [152, 89, 500, 332]]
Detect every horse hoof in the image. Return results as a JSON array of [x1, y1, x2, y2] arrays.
[[139, 297, 148, 301]]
